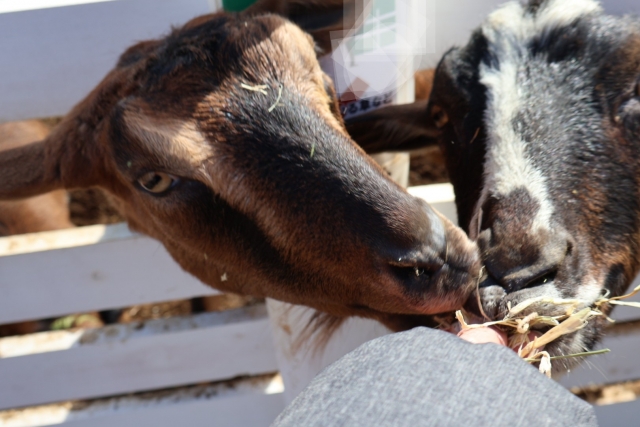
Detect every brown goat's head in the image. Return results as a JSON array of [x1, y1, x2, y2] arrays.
[[0, 9, 480, 331], [348, 0, 640, 370]]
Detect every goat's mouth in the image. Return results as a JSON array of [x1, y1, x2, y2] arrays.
[[362, 266, 478, 332], [456, 281, 612, 375], [377, 238, 480, 322]]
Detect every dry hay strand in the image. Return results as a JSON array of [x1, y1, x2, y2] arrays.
[[240, 82, 283, 112], [240, 83, 268, 95], [268, 83, 283, 112], [455, 283, 640, 377]]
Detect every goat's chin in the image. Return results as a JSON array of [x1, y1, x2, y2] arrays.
[[465, 284, 609, 375], [544, 317, 607, 376]]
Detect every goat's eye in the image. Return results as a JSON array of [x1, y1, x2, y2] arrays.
[[138, 172, 178, 194], [431, 106, 449, 128]]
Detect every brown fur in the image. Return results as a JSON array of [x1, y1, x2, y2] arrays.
[[0, 121, 73, 236], [0, 8, 480, 331]]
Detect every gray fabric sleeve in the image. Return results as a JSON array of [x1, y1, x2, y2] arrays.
[[271, 327, 597, 427]]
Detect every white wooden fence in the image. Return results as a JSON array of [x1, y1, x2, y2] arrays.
[[2, 1, 640, 426], [3, 184, 640, 426]]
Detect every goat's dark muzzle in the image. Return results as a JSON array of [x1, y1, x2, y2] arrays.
[[462, 223, 603, 373], [468, 225, 574, 318], [477, 226, 572, 294], [383, 199, 480, 316]]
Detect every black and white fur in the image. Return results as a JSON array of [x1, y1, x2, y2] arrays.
[[347, 0, 640, 373]]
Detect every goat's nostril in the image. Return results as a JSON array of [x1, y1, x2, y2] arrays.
[[482, 228, 571, 294], [388, 259, 443, 282], [566, 241, 573, 257], [389, 265, 425, 283], [520, 269, 557, 291], [491, 266, 559, 294], [485, 263, 561, 294]]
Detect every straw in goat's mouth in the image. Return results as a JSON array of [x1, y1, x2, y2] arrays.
[[454, 284, 640, 377]]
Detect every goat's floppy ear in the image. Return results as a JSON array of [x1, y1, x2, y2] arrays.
[[0, 126, 99, 200], [345, 100, 441, 154], [245, 0, 355, 53], [0, 139, 63, 199]]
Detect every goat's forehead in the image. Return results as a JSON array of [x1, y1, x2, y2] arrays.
[[460, 0, 609, 236], [172, 16, 314, 73], [429, 1, 640, 300], [113, 14, 319, 103], [236, 22, 320, 81], [482, 0, 602, 42], [450, 0, 640, 230]]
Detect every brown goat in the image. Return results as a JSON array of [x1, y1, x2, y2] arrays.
[[0, 5, 480, 331]]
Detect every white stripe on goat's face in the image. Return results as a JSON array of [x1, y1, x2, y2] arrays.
[[474, 0, 603, 237], [477, 54, 555, 235], [483, 0, 601, 39], [428, 0, 640, 372]]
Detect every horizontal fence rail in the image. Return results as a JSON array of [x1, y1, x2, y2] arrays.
[[0, 374, 284, 427], [0, 304, 277, 410], [0, 224, 217, 325]]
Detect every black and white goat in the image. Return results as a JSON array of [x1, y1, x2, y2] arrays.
[[348, 0, 640, 372]]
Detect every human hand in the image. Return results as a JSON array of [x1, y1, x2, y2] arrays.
[[457, 326, 508, 346]]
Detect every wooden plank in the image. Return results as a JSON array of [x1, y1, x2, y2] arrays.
[[0, 1, 125, 15], [60, 393, 284, 427], [0, 223, 133, 257], [0, 304, 259, 359], [0, 0, 214, 122], [0, 224, 218, 325], [0, 374, 284, 427], [407, 183, 455, 204], [594, 399, 640, 427], [0, 304, 278, 410], [602, 0, 640, 16]]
